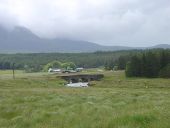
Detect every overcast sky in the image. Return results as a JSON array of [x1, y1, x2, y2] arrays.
[[0, 0, 170, 46]]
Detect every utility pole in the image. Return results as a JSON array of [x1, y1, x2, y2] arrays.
[[12, 63, 15, 79]]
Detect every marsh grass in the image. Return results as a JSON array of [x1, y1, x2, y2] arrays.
[[0, 70, 170, 128]]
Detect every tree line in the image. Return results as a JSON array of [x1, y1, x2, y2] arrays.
[[125, 49, 170, 78], [0, 50, 139, 72], [0, 49, 169, 78]]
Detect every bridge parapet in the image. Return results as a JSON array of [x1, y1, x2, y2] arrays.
[[60, 74, 104, 83]]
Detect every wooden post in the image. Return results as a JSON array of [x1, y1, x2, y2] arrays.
[[12, 63, 15, 79]]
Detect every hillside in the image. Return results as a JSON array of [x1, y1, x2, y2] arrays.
[[0, 26, 170, 53]]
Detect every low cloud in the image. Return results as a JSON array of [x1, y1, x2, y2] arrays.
[[0, 0, 170, 46]]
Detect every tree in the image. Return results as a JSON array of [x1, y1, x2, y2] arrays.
[[159, 64, 170, 78], [43, 61, 76, 71], [144, 52, 160, 77], [61, 62, 76, 70], [125, 61, 133, 77], [51, 61, 62, 68], [140, 54, 147, 76], [43, 61, 62, 71], [125, 55, 141, 77], [2, 62, 11, 69], [160, 50, 170, 69], [125, 50, 169, 78], [117, 55, 130, 70], [104, 59, 114, 70]]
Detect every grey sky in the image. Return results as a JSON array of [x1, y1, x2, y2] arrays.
[[0, 0, 170, 46]]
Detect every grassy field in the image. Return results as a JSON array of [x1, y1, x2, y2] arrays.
[[0, 70, 170, 128]]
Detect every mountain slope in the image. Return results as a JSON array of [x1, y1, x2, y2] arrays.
[[0, 26, 169, 53], [151, 44, 170, 49], [0, 26, 103, 52]]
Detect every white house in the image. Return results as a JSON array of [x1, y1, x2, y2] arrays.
[[76, 67, 84, 72], [48, 68, 62, 73]]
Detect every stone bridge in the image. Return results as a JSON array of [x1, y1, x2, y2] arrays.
[[60, 74, 104, 83]]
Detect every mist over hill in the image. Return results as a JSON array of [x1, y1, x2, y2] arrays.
[[0, 26, 170, 53]]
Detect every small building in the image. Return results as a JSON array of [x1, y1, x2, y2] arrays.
[[76, 67, 84, 72], [48, 68, 62, 73]]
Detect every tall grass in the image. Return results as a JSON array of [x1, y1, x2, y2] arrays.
[[0, 70, 169, 128]]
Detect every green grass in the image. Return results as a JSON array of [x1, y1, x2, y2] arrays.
[[0, 70, 170, 128]]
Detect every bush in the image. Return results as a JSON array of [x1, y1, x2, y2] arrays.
[[43, 61, 76, 71]]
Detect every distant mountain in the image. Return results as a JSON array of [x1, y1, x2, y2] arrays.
[[151, 44, 170, 49], [0, 26, 170, 53]]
